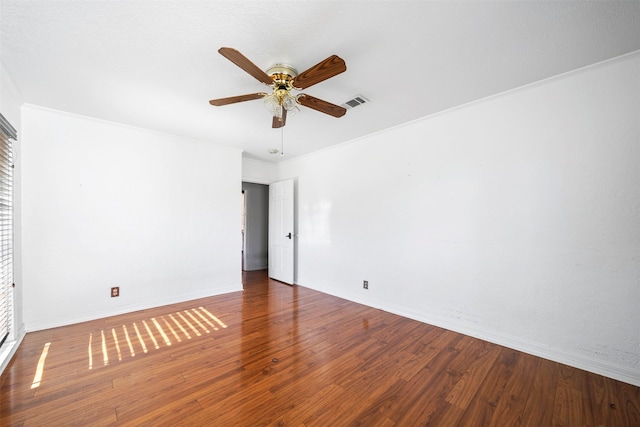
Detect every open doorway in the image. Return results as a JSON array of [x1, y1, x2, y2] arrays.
[[241, 182, 269, 272]]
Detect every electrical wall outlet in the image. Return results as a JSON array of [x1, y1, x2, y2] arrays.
[[363, 280, 368, 289], [111, 287, 119, 297]]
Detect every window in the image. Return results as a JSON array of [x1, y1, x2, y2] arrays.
[[0, 113, 16, 349]]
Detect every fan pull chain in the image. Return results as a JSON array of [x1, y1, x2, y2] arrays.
[[280, 126, 285, 156]]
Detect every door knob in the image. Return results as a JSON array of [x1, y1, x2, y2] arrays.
[[286, 232, 292, 239]]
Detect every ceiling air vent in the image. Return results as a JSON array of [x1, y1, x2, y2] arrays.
[[342, 94, 369, 110]]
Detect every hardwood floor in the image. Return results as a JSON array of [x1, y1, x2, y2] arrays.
[[1, 270, 638, 426]]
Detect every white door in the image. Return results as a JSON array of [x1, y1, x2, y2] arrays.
[[269, 179, 294, 284]]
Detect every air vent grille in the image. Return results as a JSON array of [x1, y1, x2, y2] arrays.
[[342, 94, 369, 110]]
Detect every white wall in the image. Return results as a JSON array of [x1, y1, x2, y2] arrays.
[[278, 52, 640, 386], [21, 106, 243, 330], [242, 157, 277, 184], [0, 60, 25, 373]]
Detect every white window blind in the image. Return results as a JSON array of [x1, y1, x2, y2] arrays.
[[0, 113, 16, 349]]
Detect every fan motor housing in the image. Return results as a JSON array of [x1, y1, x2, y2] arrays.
[[266, 64, 297, 90]]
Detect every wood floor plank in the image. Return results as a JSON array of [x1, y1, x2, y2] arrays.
[[391, 335, 473, 424], [445, 341, 501, 410], [455, 346, 521, 425], [1, 269, 638, 425], [487, 351, 539, 426], [519, 356, 558, 426]]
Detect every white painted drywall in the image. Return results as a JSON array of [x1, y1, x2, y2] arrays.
[[21, 106, 243, 330], [242, 157, 277, 184], [277, 53, 640, 386], [0, 60, 25, 374]]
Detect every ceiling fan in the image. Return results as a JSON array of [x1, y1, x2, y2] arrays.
[[209, 47, 347, 128]]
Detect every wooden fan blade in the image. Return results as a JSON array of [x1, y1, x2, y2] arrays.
[[297, 94, 346, 118], [272, 108, 287, 128], [209, 92, 267, 106], [292, 55, 346, 90], [218, 47, 274, 85]]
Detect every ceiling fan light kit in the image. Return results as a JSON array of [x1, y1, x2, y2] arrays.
[[262, 64, 298, 125], [209, 47, 347, 129]]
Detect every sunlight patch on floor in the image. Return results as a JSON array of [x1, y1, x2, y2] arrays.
[[152, 317, 172, 347], [82, 307, 226, 372], [101, 330, 109, 366], [111, 328, 122, 361], [142, 320, 159, 350], [123, 325, 135, 357], [177, 312, 200, 337], [199, 306, 228, 329], [28, 307, 229, 390], [31, 342, 50, 389], [88, 334, 93, 370]]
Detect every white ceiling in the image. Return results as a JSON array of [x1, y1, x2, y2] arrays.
[[1, 1, 639, 162]]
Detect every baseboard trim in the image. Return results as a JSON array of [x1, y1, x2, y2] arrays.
[[25, 284, 242, 332], [384, 303, 640, 388], [298, 283, 640, 387]]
